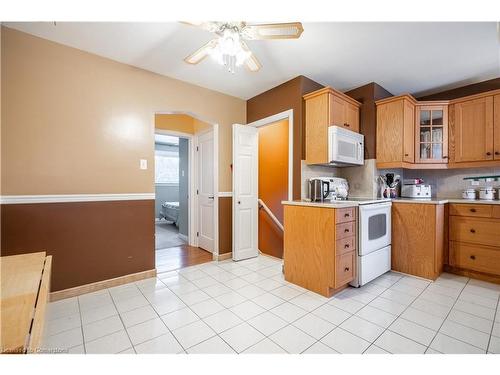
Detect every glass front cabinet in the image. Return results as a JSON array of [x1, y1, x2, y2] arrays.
[[415, 104, 448, 164]]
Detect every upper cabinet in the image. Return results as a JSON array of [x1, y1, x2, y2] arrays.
[[375, 89, 500, 169], [415, 103, 449, 164], [376, 95, 416, 165], [450, 95, 494, 163], [304, 87, 361, 165]]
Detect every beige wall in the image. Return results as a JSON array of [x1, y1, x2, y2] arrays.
[[1, 27, 245, 195]]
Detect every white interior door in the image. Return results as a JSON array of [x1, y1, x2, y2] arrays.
[[232, 124, 259, 261], [197, 130, 215, 253]]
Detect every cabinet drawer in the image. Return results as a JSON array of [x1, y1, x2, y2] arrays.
[[449, 204, 492, 218], [335, 207, 356, 224], [449, 216, 500, 247], [336, 236, 356, 256], [449, 241, 500, 275], [335, 251, 355, 288], [336, 221, 355, 240], [493, 206, 500, 219]]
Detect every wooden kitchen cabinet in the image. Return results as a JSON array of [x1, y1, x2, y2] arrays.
[[415, 103, 449, 164], [391, 202, 445, 280], [283, 204, 357, 297], [448, 203, 500, 281], [304, 87, 361, 165], [494, 94, 500, 160], [450, 95, 494, 163], [376, 95, 416, 166]]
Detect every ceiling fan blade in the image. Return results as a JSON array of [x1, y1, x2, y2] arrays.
[[241, 22, 304, 40], [240, 41, 261, 72], [184, 39, 218, 65], [180, 21, 220, 33]]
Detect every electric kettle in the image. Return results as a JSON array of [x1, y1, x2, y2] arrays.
[[309, 178, 330, 202]]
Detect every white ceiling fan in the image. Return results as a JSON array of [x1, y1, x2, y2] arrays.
[[183, 22, 304, 73]]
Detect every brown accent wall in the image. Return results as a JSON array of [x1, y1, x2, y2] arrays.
[[258, 119, 288, 258], [218, 197, 232, 254], [417, 77, 500, 101], [1, 26, 245, 195], [345, 82, 393, 160], [247, 76, 323, 200], [1, 200, 155, 291]]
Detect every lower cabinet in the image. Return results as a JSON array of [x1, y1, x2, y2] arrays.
[[448, 203, 500, 279], [283, 204, 356, 297], [391, 202, 445, 280]]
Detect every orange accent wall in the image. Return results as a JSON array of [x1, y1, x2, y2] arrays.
[[258, 119, 288, 259]]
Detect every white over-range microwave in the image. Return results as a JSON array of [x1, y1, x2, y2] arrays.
[[328, 126, 364, 166]]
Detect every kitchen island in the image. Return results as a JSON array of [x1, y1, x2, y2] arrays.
[[282, 200, 358, 297]]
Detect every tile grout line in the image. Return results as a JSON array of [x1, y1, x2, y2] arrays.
[[76, 296, 86, 354], [132, 278, 186, 353], [108, 287, 137, 353], [485, 288, 500, 353], [358, 275, 432, 353], [425, 277, 472, 353]]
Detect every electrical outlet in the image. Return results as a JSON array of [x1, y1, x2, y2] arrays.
[[140, 159, 148, 170]]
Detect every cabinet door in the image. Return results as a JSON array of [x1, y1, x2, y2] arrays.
[[305, 93, 330, 164], [391, 203, 444, 280], [344, 102, 360, 133], [330, 94, 345, 127], [415, 105, 448, 164], [403, 100, 415, 163], [453, 97, 493, 162], [376, 101, 404, 163], [494, 94, 500, 160]]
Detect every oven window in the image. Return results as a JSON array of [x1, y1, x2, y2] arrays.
[[368, 214, 387, 240]]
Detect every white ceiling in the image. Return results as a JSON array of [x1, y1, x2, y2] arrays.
[[5, 22, 500, 99]]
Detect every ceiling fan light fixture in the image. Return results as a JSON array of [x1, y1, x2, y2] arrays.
[[209, 29, 251, 73]]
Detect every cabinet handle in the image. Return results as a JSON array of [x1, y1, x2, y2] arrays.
[[486, 152, 492, 156], [344, 123, 350, 127], [238, 201, 241, 204], [344, 244, 350, 249], [344, 267, 350, 272], [470, 208, 476, 213], [496, 151, 500, 156], [404, 153, 409, 157], [470, 255, 476, 260], [344, 213, 350, 218], [470, 228, 476, 233], [344, 228, 350, 233], [443, 156, 448, 159]]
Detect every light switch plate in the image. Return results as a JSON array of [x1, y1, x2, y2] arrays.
[[140, 159, 148, 170]]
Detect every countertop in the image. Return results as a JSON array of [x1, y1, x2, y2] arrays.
[[282, 197, 500, 207]]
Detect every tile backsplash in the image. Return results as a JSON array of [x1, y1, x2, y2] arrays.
[[403, 167, 500, 198], [300, 159, 500, 200], [300, 161, 338, 199]]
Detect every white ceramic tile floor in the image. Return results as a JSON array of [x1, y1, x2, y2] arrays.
[[42, 255, 500, 354]]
